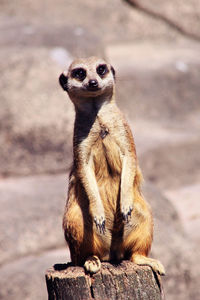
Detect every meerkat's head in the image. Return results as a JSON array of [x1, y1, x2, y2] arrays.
[[59, 56, 115, 101]]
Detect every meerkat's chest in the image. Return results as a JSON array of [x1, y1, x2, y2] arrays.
[[92, 124, 123, 177]]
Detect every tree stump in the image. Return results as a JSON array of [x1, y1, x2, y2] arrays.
[[45, 260, 164, 300]]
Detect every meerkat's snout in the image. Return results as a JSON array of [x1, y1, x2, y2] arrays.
[[87, 79, 99, 91]]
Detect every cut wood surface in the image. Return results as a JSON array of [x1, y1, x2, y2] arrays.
[[46, 260, 163, 300]]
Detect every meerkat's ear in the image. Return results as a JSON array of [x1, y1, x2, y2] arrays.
[[111, 66, 116, 81], [59, 73, 68, 91]]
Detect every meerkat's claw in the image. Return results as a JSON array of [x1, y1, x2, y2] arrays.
[[94, 216, 106, 234], [84, 255, 101, 274], [147, 259, 165, 276], [152, 260, 165, 276], [122, 205, 133, 222]]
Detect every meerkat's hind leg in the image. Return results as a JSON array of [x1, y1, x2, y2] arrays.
[[84, 255, 101, 274], [131, 254, 165, 275]]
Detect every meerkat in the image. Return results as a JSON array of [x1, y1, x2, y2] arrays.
[[59, 56, 165, 275]]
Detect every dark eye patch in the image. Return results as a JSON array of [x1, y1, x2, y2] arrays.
[[97, 64, 108, 77], [71, 68, 86, 81]]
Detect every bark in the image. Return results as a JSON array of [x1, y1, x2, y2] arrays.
[[46, 260, 164, 300]]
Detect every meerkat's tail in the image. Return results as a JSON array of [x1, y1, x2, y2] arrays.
[[131, 254, 165, 275], [84, 255, 101, 274]]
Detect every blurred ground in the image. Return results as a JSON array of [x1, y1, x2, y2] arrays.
[[0, 1, 200, 299]]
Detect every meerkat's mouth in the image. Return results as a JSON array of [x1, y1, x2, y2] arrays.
[[86, 86, 101, 92]]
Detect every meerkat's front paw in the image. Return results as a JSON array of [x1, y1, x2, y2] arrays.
[[121, 204, 133, 222], [84, 255, 101, 274], [94, 215, 106, 234]]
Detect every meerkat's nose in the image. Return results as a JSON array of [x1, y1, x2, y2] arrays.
[[88, 79, 98, 88]]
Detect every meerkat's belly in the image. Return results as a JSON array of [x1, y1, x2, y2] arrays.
[[92, 134, 122, 220]]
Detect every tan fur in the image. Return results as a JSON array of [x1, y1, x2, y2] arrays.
[[60, 56, 165, 275]]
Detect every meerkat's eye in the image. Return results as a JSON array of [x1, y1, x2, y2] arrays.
[[71, 68, 86, 81], [97, 64, 108, 77]]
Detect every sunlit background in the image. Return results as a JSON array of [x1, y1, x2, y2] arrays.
[[0, 1, 200, 299]]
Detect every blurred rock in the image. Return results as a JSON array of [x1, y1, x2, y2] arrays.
[[0, 0, 182, 48], [106, 42, 200, 123], [0, 47, 74, 176], [50, 47, 73, 68], [0, 248, 70, 300], [143, 183, 200, 300], [165, 183, 200, 244], [0, 174, 67, 265], [141, 137, 200, 190], [132, 0, 200, 40]]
